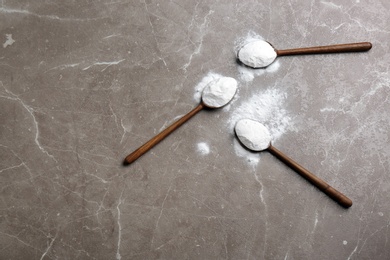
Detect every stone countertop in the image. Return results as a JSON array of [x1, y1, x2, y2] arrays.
[[1, 1, 389, 259]]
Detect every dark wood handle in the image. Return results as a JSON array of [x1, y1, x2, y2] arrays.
[[124, 103, 205, 165], [276, 42, 372, 56], [267, 145, 352, 208]]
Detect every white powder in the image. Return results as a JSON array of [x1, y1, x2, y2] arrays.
[[232, 138, 260, 166], [235, 119, 271, 151], [238, 40, 277, 68], [202, 76, 237, 108], [234, 31, 264, 54], [3, 34, 15, 48], [237, 65, 265, 82], [194, 72, 223, 102], [197, 142, 210, 155], [235, 32, 280, 82], [228, 88, 291, 139], [265, 60, 281, 73], [238, 60, 281, 82]]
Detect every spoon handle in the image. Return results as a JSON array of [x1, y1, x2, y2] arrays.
[[276, 42, 372, 56], [124, 103, 205, 165], [267, 145, 352, 208]]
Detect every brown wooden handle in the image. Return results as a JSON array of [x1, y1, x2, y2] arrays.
[[124, 103, 205, 165], [276, 42, 372, 56], [267, 145, 352, 208]]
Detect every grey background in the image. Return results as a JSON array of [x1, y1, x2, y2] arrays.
[[1, 0, 389, 259]]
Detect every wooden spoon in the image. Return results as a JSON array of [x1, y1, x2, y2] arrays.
[[238, 40, 372, 68], [124, 77, 237, 165], [234, 119, 352, 208]]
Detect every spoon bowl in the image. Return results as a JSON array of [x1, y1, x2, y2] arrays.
[[237, 40, 372, 68], [202, 76, 237, 108], [235, 119, 352, 208], [124, 76, 237, 165]]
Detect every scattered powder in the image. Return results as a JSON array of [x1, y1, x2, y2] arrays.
[[3, 34, 15, 48], [232, 138, 260, 166], [228, 88, 292, 166], [237, 65, 264, 82], [266, 60, 281, 73], [235, 119, 271, 151], [197, 142, 210, 155], [238, 60, 281, 82], [234, 31, 264, 54], [238, 40, 277, 68], [202, 77, 237, 108], [228, 88, 291, 139]]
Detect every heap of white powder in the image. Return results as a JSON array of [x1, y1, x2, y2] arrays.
[[235, 119, 271, 151], [234, 32, 281, 82], [238, 40, 277, 68], [3, 34, 15, 48], [202, 76, 238, 108], [197, 142, 210, 155]]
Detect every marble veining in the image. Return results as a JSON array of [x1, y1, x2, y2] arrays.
[[1, 0, 390, 259]]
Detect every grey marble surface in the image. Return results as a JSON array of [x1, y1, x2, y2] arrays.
[[1, 0, 390, 259]]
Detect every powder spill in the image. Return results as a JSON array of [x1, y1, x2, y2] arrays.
[[3, 34, 15, 48], [238, 60, 281, 82], [232, 139, 260, 167], [234, 31, 264, 54], [197, 142, 210, 155], [266, 60, 281, 73], [237, 65, 265, 82], [228, 88, 291, 139]]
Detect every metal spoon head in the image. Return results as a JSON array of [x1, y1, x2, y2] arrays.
[[201, 77, 238, 108], [234, 119, 272, 151], [237, 40, 277, 68]]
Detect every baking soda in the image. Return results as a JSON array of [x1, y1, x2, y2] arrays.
[[238, 40, 277, 68], [3, 34, 15, 48], [237, 60, 280, 82], [235, 119, 271, 151], [193, 72, 223, 102], [202, 76, 237, 108], [197, 142, 210, 155], [232, 138, 260, 166], [235, 32, 280, 82]]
